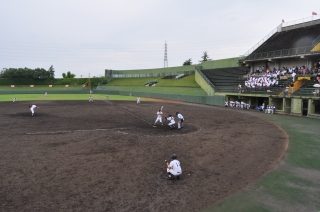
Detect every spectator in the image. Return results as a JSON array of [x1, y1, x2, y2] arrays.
[[238, 84, 242, 93], [292, 72, 296, 82], [313, 88, 319, 97]]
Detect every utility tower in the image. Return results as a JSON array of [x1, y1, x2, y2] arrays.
[[164, 41, 168, 68]]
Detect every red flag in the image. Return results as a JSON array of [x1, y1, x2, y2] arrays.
[[282, 19, 284, 23], [312, 12, 317, 15]]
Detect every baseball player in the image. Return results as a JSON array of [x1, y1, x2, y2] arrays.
[[89, 96, 93, 102], [137, 97, 140, 104], [165, 114, 175, 129], [229, 101, 235, 107], [45, 92, 47, 97], [13, 97, 17, 102], [176, 112, 184, 129], [235, 101, 240, 108], [271, 104, 275, 114], [29, 104, 39, 116], [165, 154, 182, 180], [153, 109, 163, 127], [106, 94, 109, 100]]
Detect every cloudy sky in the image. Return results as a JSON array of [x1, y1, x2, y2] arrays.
[[0, 0, 319, 78]]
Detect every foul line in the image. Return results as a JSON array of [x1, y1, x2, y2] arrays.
[[24, 124, 201, 138], [26, 127, 131, 135], [93, 94, 152, 125]]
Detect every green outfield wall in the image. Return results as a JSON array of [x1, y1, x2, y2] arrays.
[[105, 57, 241, 78], [200, 57, 240, 70], [105, 65, 195, 78], [0, 90, 89, 94], [96, 89, 225, 106]]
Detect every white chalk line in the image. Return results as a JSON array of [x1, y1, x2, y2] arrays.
[[93, 94, 152, 125], [26, 127, 131, 135], [25, 124, 201, 138]]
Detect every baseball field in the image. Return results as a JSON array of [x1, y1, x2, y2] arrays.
[[0, 94, 319, 212]]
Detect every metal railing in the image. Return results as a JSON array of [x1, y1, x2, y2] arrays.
[[282, 16, 320, 30], [195, 66, 216, 89], [241, 25, 279, 57], [241, 15, 320, 58], [245, 46, 315, 60], [312, 35, 320, 47]]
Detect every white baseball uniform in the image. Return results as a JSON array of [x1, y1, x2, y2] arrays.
[[166, 116, 175, 128], [154, 110, 163, 126], [176, 113, 184, 129], [30, 105, 37, 116], [167, 159, 182, 176], [137, 97, 140, 104], [89, 96, 93, 102]]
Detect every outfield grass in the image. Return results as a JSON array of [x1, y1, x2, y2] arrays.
[[204, 113, 320, 212], [0, 94, 145, 102]]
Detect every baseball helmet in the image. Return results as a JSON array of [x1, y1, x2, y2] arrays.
[[171, 154, 177, 159]]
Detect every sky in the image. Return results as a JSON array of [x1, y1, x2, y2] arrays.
[[0, 0, 319, 78]]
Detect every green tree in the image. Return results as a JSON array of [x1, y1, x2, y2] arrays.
[[0, 67, 51, 79], [199, 51, 210, 63], [48, 65, 55, 79], [183, 58, 192, 66], [62, 71, 76, 78]]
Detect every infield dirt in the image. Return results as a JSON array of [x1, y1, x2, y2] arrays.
[[0, 100, 287, 212]]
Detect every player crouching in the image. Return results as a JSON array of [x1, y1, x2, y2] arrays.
[[89, 96, 93, 102], [164, 114, 175, 129], [165, 154, 182, 180]]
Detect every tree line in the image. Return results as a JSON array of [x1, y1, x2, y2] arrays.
[[0, 65, 55, 79], [0, 65, 78, 79]]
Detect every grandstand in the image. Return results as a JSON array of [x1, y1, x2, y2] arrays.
[[100, 16, 320, 118], [244, 19, 320, 61]]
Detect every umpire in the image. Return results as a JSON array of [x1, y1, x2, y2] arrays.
[[176, 112, 184, 129]]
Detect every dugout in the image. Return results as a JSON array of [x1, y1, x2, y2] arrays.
[[225, 95, 269, 110], [269, 97, 284, 113], [250, 97, 269, 109], [307, 99, 320, 118]]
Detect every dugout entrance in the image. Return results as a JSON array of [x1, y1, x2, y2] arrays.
[[285, 98, 291, 114]]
